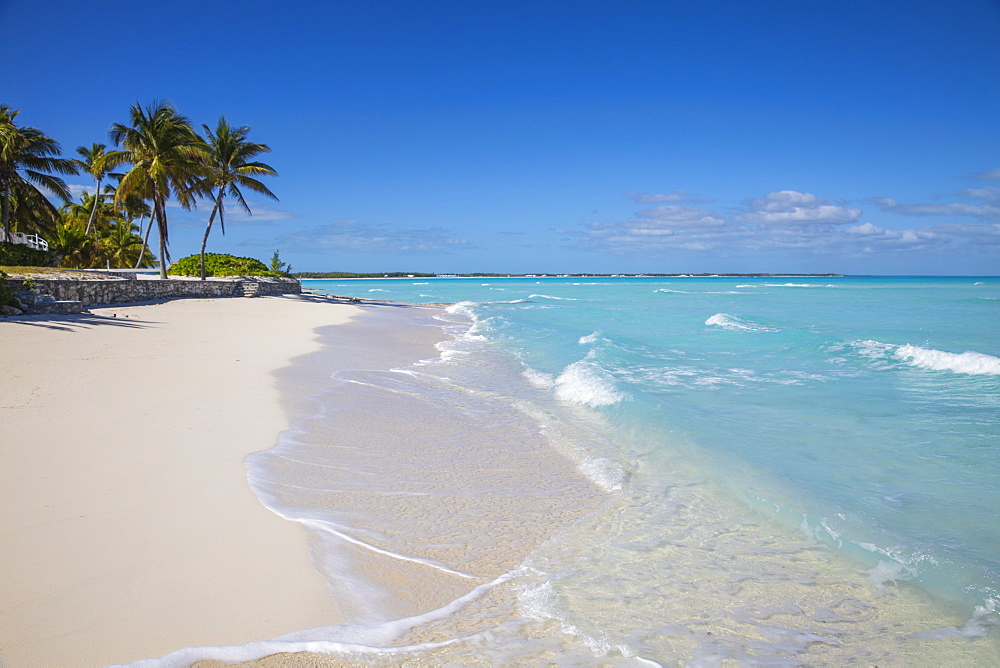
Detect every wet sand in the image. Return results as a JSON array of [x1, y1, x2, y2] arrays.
[[0, 296, 605, 667], [194, 306, 607, 666]]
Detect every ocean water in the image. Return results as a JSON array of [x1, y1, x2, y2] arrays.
[[136, 276, 1000, 666]]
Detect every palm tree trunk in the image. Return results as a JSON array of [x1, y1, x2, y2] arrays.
[[199, 194, 222, 281], [198, 215, 212, 280], [83, 177, 103, 236], [134, 214, 151, 269], [155, 197, 169, 280], [1, 190, 10, 243]]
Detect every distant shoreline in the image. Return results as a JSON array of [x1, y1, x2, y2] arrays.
[[297, 272, 847, 279]]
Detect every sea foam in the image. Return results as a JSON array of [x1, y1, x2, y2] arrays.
[[444, 300, 480, 318], [764, 283, 838, 288], [705, 313, 779, 332], [176, 277, 1000, 665], [528, 294, 579, 301], [554, 359, 626, 407], [894, 344, 1000, 376]]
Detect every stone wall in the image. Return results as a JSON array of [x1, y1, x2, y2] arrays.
[[4, 276, 300, 307]]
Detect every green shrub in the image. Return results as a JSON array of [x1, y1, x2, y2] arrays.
[[0, 241, 54, 267], [167, 253, 283, 277], [0, 270, 18, 308]]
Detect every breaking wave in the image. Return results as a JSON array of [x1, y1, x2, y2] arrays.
[[528, 294, 579, 301], [705, 313, 779, 333], [553, 359, 627, 407], [894, 344, 1000, 376], [849, 340, 1000, 376]]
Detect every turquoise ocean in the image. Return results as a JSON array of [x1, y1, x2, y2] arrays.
[[141, 276, 1000, 666], [308, 275, 999, 664]]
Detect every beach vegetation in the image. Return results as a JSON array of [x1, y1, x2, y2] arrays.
[[167, 252, 281, 277], [0, 106, 78, 243], [117, 192, 154, 268], [2, 102, 283, 277], [269, 249, 292, 275], [53, 189, 155, 269], [0, 240, 54, 267], [50, 217, 96, 269], [0, 269, 32, 307], [100, 218, 155, 269], [194, 117, 278, 280], [60, 190, 117, 234], [111, 101, 206, 279], [71, 143, 128, 236], [0, 269, 16, 307]]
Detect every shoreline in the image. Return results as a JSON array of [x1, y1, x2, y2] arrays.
[[0, 295, 364, 666], [5, 286, 996, 665], [0, 295, 607, 667], [187, 304, 608, 666]]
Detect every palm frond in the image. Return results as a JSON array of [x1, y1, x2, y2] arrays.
[[0, 108, 76, 237], [195, 117, 278, 257], [233, 175, 278, 201], [22, 170, 71, 201]]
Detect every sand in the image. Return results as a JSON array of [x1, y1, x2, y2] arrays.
[[0, 295, 363, 667], [0, 294, 607, 668]]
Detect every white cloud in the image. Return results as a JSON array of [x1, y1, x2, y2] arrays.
[[626, 189, 713, 205], [158, 199, 295, 233], [626, 189, 690, 204], [581, 204, 733, 251], [753, 190, 820, 207], [567, 185, 999, 260], [871, 170, 1000, 222], [845, 222, 885, 235], [957, 186, 1000, 202], [873, 200, 1000, 219], [66, 183, 94, 199], [736, 190, 861, 226], [634, 205, 726, 228], [841, 222, 948, 250], [924, 222, 1000, 247], [276, 220, 473, 254], [225, 202, 296, 222]]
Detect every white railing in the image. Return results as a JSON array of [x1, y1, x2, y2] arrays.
[[1, 231, 49, 251]]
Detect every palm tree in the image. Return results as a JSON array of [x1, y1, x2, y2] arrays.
[[195, 117, 277, 280], [54, 188, 154, 269], [110, 101, 205, 279], [115, 192, 155, 268], [72, 143, 128, 236], [5, 189, 64, 241], [101, 218, 153, 268], [107, 173, 155, 268], [0, 106, 77, 242], [65, 189, 117, 235], [52, 214, 94, 269]]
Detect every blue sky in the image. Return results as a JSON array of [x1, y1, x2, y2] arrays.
[[3, 0, 1000, 274]]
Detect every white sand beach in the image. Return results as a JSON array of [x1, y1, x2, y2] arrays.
[[0, 296, 362, 667], [0, 294, 607, 667]]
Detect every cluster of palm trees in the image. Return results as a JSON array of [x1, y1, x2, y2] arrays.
[[0, 101, 277, 279]]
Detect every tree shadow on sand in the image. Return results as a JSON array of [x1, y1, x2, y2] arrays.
[[1, 293, 443, 333], [0, 312, 156, 332]]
